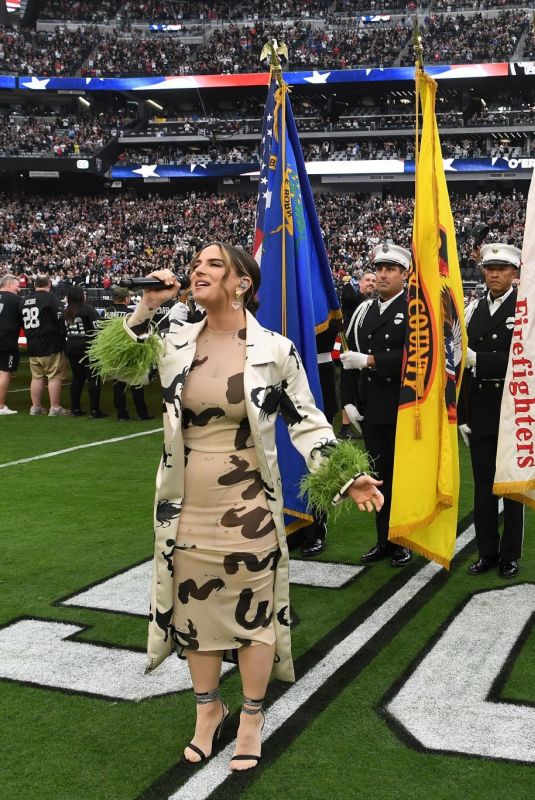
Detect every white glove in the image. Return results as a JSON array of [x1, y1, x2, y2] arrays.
[[344, 403, 364, 434], [168, 301, 189, 324], [340, 350, 369, 370], [466, 347, 477, 368], [459, 423, 472, 446]]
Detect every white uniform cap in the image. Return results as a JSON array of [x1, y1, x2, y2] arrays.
[[480, 242, 521, 269], [372, 243, 411, 271]]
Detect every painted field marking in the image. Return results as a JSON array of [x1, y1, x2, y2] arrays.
[[61, 560, 364, 617], [0, 428, 163, 469], [7, 382, 71, 394], [0, 619, 191, 701], [167, 524, 477, 800], [387, 583, 535, 763]]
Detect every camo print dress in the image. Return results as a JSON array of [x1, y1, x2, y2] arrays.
[[172, 326, 279, 657]]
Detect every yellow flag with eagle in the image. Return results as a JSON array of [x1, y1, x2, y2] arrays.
[[388, 69, 467, 569]]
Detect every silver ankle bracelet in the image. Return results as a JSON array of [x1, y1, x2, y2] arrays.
[[241, 695, 264, 715], [194, 688, 220, 705]]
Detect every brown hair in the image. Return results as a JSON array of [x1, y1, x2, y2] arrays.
[[190, 242, 261, 315], [64, 285, 85, 322]]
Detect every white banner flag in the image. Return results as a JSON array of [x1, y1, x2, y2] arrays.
[[493, 171, 535, 506]]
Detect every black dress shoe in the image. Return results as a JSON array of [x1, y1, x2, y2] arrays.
[[391, 547, 412, 567], [70, 409, 86, 417], [499, 560, 519, 578], [467, 556, 498, 575], [301, 537, 325, 557], [361, 544, 389, 563], [90, 410, 109, 419], [138, 414, 155, 421]]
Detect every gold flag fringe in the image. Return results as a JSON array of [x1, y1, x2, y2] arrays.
[[389, 492, 453, 569], [493, 481, 535, 510]]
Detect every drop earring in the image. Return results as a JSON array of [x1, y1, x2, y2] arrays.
[[231, 290, 243, 311], [232, 281, 248, 311]]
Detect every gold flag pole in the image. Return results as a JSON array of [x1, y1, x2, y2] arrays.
[[260, 39, 289, 335], [412, 17, 424, 438]]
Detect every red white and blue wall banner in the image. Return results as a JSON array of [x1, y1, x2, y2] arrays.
[[0, 75, 16, 89], [9, 62, 535, 93], [111, 156, 535, 181]]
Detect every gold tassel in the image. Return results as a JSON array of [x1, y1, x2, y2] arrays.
[[416, 360, 425, 398], [414, 406, 422, 439]]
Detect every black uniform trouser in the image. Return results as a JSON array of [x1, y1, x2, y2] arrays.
[[112, 380, 149, 420], [318, 360, 338, 425], [68, 353, 102, 413], [301, 360, 336, 544], [469, 433, 524, 561], [362, 420, 397, 549]]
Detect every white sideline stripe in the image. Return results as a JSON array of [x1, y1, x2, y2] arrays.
[[8, 383, 71, 394], [168, 523, 478, 800], [0, 428, 163, 468]]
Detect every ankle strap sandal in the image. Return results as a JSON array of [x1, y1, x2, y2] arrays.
[[241, 695, 264, 715], [229, 695, 265, 769], [184, 688, 229, 765], [194, 687, 221, 705]]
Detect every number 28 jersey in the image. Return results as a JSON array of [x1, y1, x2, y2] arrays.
[[20, 291, 65, 357]]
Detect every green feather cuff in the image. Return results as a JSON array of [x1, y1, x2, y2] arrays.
[[299, 439, 372, 519], [87, 318, 164, 386]]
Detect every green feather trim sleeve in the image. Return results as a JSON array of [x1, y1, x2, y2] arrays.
[[299, 439, 372, 519], [86, 317, 164, 386]]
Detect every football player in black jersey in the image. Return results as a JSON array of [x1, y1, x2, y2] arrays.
[[20, 274, 69, 416]]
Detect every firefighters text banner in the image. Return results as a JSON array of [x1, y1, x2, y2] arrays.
[[493, 170, 535, 506], [388, 70, 467, 569]]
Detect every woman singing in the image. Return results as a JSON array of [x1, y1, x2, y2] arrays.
[[89, 243, 382, 771]]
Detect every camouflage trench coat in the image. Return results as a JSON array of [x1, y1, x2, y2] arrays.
[[122, 309, 337, 682]]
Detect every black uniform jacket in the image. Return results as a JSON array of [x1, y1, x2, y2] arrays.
[[341, 283, 365, 327], [346, 292, 407, 425], [460, 289, 517, 438]]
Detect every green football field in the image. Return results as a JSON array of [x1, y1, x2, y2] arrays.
[[1, 357, 534, 800]]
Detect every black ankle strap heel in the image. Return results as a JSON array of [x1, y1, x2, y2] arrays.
[[183, 688, 229, 765], [229, 695, 265, 769]]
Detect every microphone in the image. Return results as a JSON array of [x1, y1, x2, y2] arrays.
[[118, 272, 190, 291]]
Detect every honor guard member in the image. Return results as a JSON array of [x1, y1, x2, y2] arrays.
[[0, 274, 22, 415], [106, 287, 154, 421], [340, 243, 412, 568], [339, 269, 377, 440], [460, 242, 523, 578], [300, 321, 340, 557]]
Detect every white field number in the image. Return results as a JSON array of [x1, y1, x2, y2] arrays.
[[386, 584, 535, 763]]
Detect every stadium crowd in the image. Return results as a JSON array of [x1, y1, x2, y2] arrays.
[[0, 189, 526, 286], [84, 20, 412, 76], [116, 143, 259, 164], [2, 8, 534, 77], [0, 110, 134, 157], [0, 26, 102, 77], [39, 0, 336, 23], [399, 10, 531, 65], [115, 135, 534, 166]]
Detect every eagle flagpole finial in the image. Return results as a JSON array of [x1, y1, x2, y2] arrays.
[[260, 39, 289, 84]]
